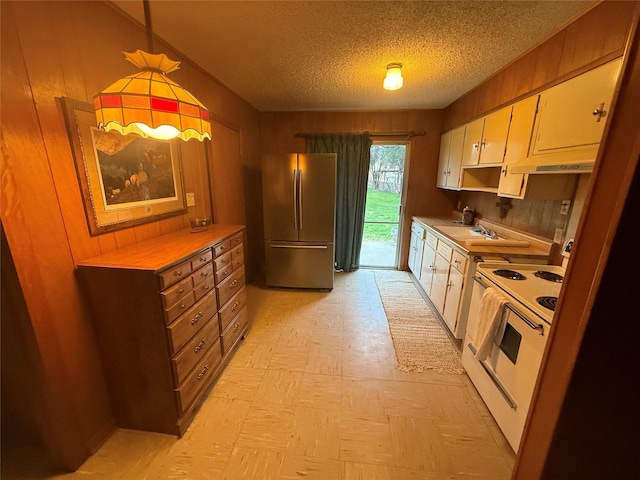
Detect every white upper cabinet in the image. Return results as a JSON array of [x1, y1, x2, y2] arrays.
[[530, 59, 622, 158], [498, 95, 539, 197], [461, 105, 512, 166], [437, 126, 465, 190]]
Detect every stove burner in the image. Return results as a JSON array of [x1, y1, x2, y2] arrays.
[[537, 296, 558, 311], [493, 269, 527, 280], [534, 270, 564, 283]]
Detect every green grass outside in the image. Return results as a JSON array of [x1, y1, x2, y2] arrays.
[[363, 189, 400, 242]]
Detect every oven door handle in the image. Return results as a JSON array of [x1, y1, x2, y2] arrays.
[[504, 303, 545, 335], [472, 275, 490, 288], [467, 343, 517, 409]]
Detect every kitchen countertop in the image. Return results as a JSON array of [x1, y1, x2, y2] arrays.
[[413, 216, 554, 261]]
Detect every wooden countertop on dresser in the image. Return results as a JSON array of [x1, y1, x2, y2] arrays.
[[412, 216, 553, 260], [76, 225, 245, 271]]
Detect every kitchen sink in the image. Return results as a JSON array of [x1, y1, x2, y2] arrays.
[[434, 225, 530, 247]]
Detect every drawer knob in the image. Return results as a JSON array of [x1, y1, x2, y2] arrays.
[[202, 271, 208, 277], [174, 270, 183, 277], [197, 364, 210, 379], [229, 280, 238, 288], [203, 285, 210, 290], [199, 256, 207, 262], [178, 288, 184, 294], [194, 338, 207, 352], [231, 301, 239, 312], [179, 303, 187, 309], [232, 323, 240, 333], [223, 271, 230, 277]]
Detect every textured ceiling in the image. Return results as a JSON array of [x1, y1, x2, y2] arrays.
[[110, 1, 595, 112]]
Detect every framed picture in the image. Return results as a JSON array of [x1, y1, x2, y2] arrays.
[[60, 97, 186, 235]]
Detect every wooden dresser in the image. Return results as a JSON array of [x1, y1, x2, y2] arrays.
[[76, 225, 248, 436]]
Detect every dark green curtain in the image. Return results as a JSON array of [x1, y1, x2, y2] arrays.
[[305, 133, 372, 272]]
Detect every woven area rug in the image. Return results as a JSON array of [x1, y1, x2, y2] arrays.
[[374, 270, 464, 374]]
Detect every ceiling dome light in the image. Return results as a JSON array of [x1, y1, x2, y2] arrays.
[[94, 50, 211, 142], [383, 63, 403, 90]]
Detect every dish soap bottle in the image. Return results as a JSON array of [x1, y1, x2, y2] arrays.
[[462, 206, 475, 225]]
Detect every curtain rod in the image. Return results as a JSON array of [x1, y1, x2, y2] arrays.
[[295, 131, 425, 138]]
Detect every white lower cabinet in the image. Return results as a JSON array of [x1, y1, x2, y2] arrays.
[[413, 223, 471, 339], [408, 221, 425, 278], [418, 232, 438, 295]]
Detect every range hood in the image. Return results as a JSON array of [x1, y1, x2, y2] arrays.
[[509, 151, 596, 174]]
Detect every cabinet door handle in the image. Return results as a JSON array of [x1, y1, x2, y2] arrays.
[[592, 103, 606, 122]]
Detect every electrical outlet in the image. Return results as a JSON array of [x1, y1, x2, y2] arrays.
[[560, 200, 571, 215], [186, 192, 196, 207], [554, 228, 564, 244]]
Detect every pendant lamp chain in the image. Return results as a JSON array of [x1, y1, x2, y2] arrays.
[[143, 0, 154, 53]]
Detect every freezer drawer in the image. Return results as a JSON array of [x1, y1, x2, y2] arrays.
[[265, 242, 334, 290]]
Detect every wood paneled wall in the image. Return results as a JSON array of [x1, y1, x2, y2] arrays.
[[442, 1, 636, 241], [1, 0, 260, 470], [259, 110, 453, 269]]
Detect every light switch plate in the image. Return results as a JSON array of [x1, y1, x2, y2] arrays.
[[554, 228, 564, 244], [186, 192, 196, 207]]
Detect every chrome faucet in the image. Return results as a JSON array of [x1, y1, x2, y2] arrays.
[[473, 223, 498, 239]]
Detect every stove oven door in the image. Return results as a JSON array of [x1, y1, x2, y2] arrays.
[[462, 275, 549, 451], [484, 304, 548, 411]]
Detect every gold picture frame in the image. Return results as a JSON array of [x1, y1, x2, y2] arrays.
[[60, 97, 186, 236]]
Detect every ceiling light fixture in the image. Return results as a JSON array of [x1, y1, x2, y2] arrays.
[[94, 0, 211, 142], [383, 63, 403, 91]]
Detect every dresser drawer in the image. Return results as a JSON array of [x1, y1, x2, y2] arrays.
[[165, 290, 196, 324], [219, 287, 247, 333], [221, 306, 248, 356], [451, 250, 468, 273], [193, 276, 215, 302], [161, 277, 193, 308], [213, 239, 232, 258], [229, 232, 244, 249], [214, 251, 232, 271], [192, 263, 213, 287], [171, 319, 218, 385], [232, 255, 244, 270], [191, 248, 213, 271], [217, 267, 245, 307], [159, 259, 193, 289], [215, 262, 233, 284], [437, 241, 453, 262], [175, 342, 222, 414], [166, 292, 218, 354]]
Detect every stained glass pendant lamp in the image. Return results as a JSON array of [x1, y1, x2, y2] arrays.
[[94, 1, 211, 141]]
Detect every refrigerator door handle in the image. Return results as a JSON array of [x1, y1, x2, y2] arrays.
[[298, 170, 303, 230], [292, 169, 299, 230], [270, 244, 328, 250]]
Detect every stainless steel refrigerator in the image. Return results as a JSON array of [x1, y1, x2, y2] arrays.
[[262, 153, 337, 290]]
